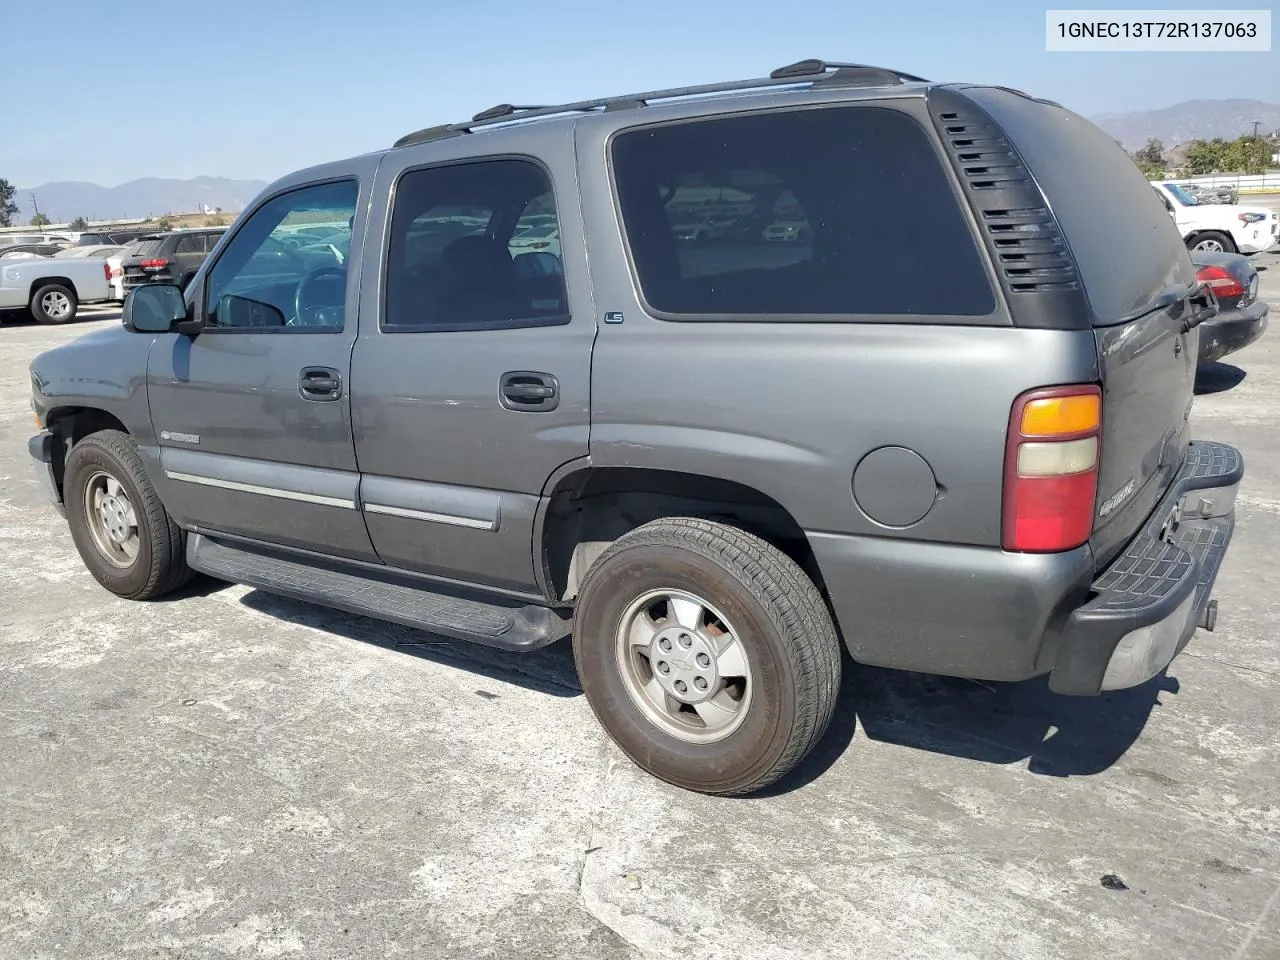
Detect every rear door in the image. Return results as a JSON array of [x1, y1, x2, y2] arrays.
[[964, 88, 1199, 566], [351, 132, 594, 595]]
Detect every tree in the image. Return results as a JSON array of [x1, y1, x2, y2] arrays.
[[29, 212, 51, 227], [69, 216, 89, 231], [1134, 138, 1165, 165], [156, 216, 173, 232], [0, 178, 17, 228], [1182, 134, 1271, 176]]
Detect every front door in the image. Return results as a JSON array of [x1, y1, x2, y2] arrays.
[[147, 172, 379, 562], [351, 145, 594, 595]]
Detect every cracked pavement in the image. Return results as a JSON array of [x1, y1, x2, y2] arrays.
[[3, 230, 1280, 959]]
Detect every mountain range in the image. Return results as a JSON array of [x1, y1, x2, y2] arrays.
[[13, 176, 268, 225], [1091, 98, 1280, 151]]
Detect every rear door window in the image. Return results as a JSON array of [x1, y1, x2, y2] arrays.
[[610, 105, 994, 319]]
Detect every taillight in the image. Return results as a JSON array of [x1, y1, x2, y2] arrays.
[[109, 265, 122, 279], [1195, 264, 1244, 298], [1002, 385, 1102, 553], [140, 258, 169, 270]]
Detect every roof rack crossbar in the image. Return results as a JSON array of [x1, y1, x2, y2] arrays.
[[393, 59, 929, 147]]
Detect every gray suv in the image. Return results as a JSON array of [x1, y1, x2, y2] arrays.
[[27, 60, 1243, 795]]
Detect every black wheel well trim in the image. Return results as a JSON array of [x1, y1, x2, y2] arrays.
[[535, 464, 822, 605], [43, 407, 131, 494]]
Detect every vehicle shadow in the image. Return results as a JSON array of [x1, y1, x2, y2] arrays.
[[1195, 361, 1246, 395], [761, 664, 1175, 796], [235, 586, 1172, 789], [237, 588, 583, 698], [0, 307, 122, 327]]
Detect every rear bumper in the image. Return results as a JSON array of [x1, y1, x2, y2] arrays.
[[1048, 440, 1242, 694], [1198, 300, 1268, 363], [809, 441, 1242, 696]]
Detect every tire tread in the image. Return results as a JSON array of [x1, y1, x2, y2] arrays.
[[68, 430, 191, 600], [582, 517, 841, 795]]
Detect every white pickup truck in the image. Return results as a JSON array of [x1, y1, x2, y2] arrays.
[[0, 256, 113, 324], [1153, 181, 1280, 255]]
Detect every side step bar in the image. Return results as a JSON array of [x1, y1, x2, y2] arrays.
[[187, 534, 571, 651]]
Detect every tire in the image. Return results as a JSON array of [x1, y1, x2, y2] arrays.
[[30, 283, 78, 324], [1187, 231, 1236, 254], [63, 429, 192, 600], [573, 517, 841, 795]]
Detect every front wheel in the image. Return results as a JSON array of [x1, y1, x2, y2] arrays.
[[64, 430, 192, 600], [30, 283, 78, 324], [1188, 231, 1236, 254], [573, 518, 842, 795]]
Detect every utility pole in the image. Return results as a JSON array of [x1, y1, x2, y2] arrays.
[[1251, 120, 1261, 138], [31, 193, 40, 217]]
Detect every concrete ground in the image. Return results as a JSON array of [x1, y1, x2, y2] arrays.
[[3, 242, 1280, 959]]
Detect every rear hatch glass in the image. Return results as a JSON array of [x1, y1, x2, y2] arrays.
[[129, 239, 167, 259], [966, 88, 1198, 567]]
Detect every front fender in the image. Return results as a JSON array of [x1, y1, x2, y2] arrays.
[[30, 323, 158, 444]]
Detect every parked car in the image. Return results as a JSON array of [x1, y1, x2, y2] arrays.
[[762, 219, 812, 242], [29, 59, 1243, 795], [120, 228, 226, 293], [1192, 250, 1268, 362], [105, 241, 143, 302], [0, 233, 72, 246], [0, 243, 64, 260], [1154, 181, 1278, 253], [1, 253, 111, 323], [75, 229, 153, 246], [53, 244, 126, 260]]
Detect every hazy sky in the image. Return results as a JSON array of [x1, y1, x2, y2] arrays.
[[5, 0, 1277, 187]]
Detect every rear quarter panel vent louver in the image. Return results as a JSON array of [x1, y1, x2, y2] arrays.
[[928, 88, 1092, 330]]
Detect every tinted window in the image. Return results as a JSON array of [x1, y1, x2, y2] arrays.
[[965, 88, 1194, 325], [204, 180, 357, 330], [174, 234, 204, 254], [133, 239, 167, 257], [384, 159, 569, 331], [611, 106, 994, 319]]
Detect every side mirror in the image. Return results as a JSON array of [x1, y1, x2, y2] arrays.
[[123, 283, 190, 334]]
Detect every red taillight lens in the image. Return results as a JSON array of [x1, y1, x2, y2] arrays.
[[104, 262, 111, 283], [1002, 385, 1102, 553], [1195, 264, 1244, 298], [140, 258, 169, 270]]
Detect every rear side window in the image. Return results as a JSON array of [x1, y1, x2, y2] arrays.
[[964, 88, 1194, 324], [383, 159, 570, 331], [611, 106, 994, 319]]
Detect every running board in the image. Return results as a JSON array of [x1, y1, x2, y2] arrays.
[[187, 534, 571, 651]]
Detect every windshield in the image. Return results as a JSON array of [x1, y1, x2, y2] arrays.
[[1165, 183, 1199, 206]]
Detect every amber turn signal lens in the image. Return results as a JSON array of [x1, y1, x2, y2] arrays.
[[1020, 394, 1100, 437]]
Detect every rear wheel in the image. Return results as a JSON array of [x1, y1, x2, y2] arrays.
[[64, 430, 192, 600], [30, 283, 77, 324], [1188, 231, 1236, 254], [573, 518, 841, 795]]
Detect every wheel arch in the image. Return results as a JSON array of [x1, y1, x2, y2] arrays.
[[29, 276, 78, 301], [536, 464, 822, 604], [43, 406, 131, 497]]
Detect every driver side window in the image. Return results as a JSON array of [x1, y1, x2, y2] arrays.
[[204, 180, 358, 331]]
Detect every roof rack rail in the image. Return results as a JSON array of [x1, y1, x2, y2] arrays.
[[392, 58, 929, 148]]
